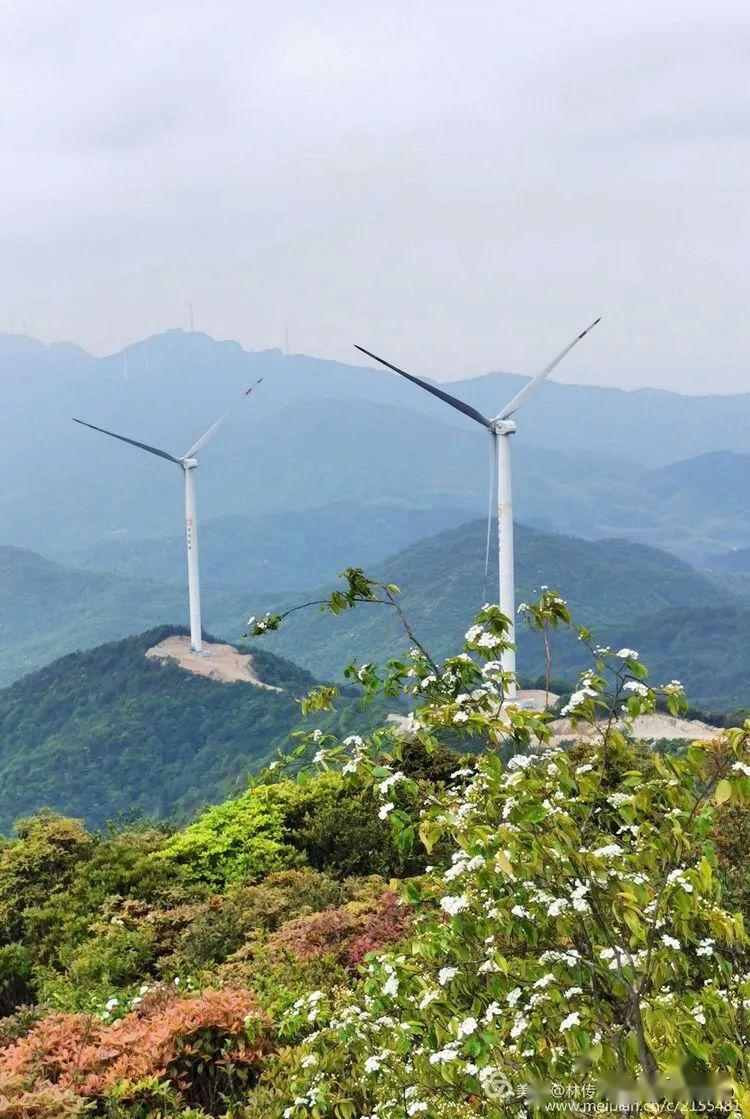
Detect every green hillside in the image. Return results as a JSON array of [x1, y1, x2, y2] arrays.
[[2, 523, 747, 713], [0, 626, 368, 833], [61, 500, 472, 592], [0, 546, 248, 686], [255, 520, 749, 709], [614, 605, 750, 711]]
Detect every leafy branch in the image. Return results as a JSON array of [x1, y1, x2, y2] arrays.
[[245, 567, 441, 675]]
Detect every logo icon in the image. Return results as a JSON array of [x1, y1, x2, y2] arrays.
[[483, 1069, 514, 1101]]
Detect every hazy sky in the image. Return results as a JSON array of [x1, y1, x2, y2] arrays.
[[2, 0, 749, 392]]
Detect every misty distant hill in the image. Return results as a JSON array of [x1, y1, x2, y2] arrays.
[[0, 545, 246, 685], [2, 330, 750, 566], [708, 546, 750, 574], [62, 500, 472, 591], [645, 451, 750, 506]]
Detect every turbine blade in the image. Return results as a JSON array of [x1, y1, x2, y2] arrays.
[[495, 317, 601, 421], [354, 345, 491, 428], [182, 379, 262, 460], [72, 418, 181, 464]]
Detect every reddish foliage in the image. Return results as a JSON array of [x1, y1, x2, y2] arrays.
[[0, 1074, 86, 1117], [712, 803, 750, 913], [269, 890, 409, 968], [0, 987, 269, 1109], [344, 891, 411, 966]]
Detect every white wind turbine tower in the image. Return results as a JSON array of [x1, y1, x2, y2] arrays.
[[73, 382, 262, 653], [355, 320, 600, 699]]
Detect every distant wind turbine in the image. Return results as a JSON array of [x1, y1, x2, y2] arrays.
[[354, 320, 600, 698], [73, 382, 262, 652]]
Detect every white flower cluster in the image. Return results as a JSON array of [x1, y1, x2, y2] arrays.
[[591, 843, 623, 859], [607, 792, 633, 807], [247, 612, 275, 633], [378, 770, 405, 795], [464, 624, 504, 651], [623, 680, 648, 697], [440, 893, 469, 916], [666, 866, 694, 894], [341, 734, 367, 774], [561, 672, 599, 716], [290, 989, 326, 1025]]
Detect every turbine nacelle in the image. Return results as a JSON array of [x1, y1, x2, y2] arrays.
[[181, 457, 199, 470], [491, 418, 517, 437]]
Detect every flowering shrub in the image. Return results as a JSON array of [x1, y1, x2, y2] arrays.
[[273, 601, 750, 1116]]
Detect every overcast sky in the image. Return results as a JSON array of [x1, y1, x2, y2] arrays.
[[1, 0, 748, 392]]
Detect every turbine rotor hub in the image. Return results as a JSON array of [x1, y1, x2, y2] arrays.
[[182, 457, 199, 469], [491, 419, 517, 436]]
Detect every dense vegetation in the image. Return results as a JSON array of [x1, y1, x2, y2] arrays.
[[0, 626, 384, 833], [0, 590, 749, 1116]]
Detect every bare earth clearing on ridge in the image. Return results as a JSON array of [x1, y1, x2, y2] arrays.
[[548, 711, 720, 747], [390, 694, 720, 750], [146, 635, 282, 690]]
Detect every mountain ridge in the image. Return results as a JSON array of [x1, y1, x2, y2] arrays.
[[1, 329, 750, 564]]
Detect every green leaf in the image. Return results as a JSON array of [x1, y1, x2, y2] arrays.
[[715, 779, 732, 804], [419, 819, 442, 854], [496, 850, 514, 876]]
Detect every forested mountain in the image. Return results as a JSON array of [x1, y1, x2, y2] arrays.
[[256, 519, 750, 710], [61, 501, 471, 591], [645, 450, 750, 506], [0, 546, 247, 686], [2, 329, 750, 565], [612, 605, 750, 711], [0, 626, 341, 832]]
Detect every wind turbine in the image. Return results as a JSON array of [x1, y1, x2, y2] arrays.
[[73, 382, 262, 653], [354, 320, 600, 699]]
